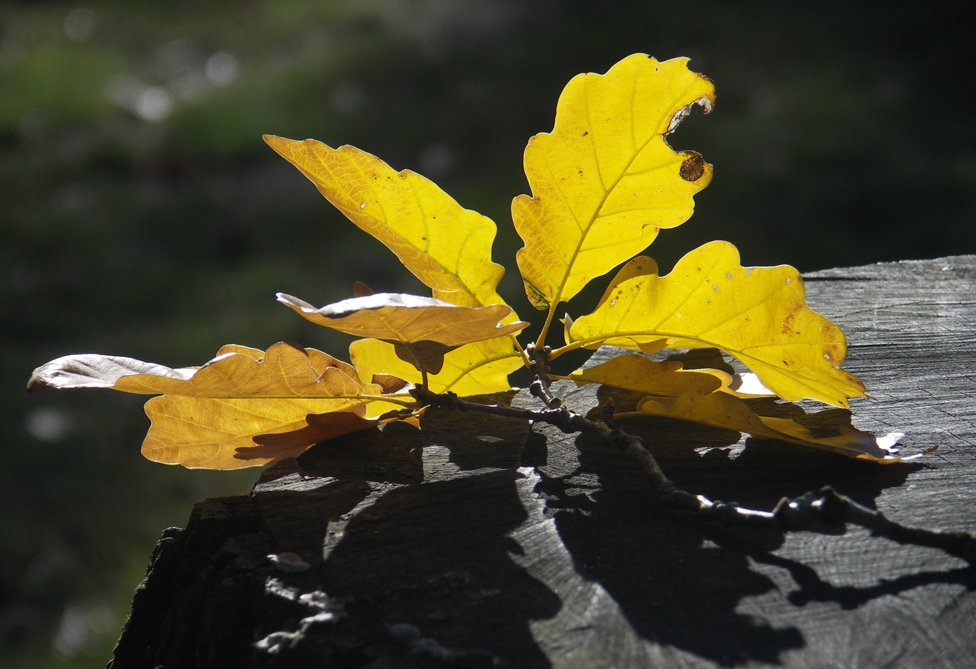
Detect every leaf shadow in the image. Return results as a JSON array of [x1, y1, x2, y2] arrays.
[[249, 384, 956, 667], [533, 401, 926, 666], [251, 397, 562, 668]]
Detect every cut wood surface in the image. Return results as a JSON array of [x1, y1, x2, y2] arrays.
[[109, 256, 976, 669]]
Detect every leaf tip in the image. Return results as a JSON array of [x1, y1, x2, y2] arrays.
[[26, 373, 50, 394], [352, 281, 374, 297], [262, 134, 284, 149], [275, 292, 307, 309]]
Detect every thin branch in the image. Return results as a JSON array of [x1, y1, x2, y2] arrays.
[[599, 422, 976, 564], [525, 343, 562, 410], [412, 385, 976, 566]]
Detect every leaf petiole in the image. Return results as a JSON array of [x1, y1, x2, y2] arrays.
[[534, 302, 560, 353], [546, 339, 589, 361]]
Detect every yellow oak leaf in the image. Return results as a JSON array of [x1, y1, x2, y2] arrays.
[[636, 392, 907, 462], [28, 342, 366, 397], [277, 292, 525, 346], [349, 338, 524, 396], [28, 353, 198, 394], [29, 342, 393, 469], [513, 54, 715, 312], [138, 343, 390, 469], [263, 135, 508, 311], [142, 394, 382, 469], [567, 354, 731, 396], [264, 137, 527, 390], [277, 292, 527, 375], [568, 241, 866, 407]]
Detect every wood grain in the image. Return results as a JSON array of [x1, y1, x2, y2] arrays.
[[109, 256, 976, 669]]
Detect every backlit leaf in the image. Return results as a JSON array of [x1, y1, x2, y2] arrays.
[[265, 136, 527, 389], [513, 54, 715, 310], [349, 338, 524, 396], [278, 292, 527, 375], [263, 135, 507, 310], [568, 354, 730, 396], [569, 241, 866, 407], [30, 343, 392, 469], [143, 395, 382, 469], [277, 292, 525, 346], [636, 392, 908, 462]]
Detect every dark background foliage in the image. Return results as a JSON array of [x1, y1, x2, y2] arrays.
[[2, 1, 973, 665]]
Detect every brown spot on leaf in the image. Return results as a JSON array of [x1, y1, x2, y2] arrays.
[[781, 309, 798, 336], [679, 152, 706, 182]]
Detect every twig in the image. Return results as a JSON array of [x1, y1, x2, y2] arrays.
[[411, 385, 976, 565], [599, 421, 976, 565], [525, 343, 562, 409]]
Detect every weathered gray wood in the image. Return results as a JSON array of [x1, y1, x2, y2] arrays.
[[109, 256, 976, 669]]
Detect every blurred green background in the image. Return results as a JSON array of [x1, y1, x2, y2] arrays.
[[2, 1, 973, 666]]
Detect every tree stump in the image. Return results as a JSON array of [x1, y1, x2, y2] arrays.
[[108, 256, 976, 669]]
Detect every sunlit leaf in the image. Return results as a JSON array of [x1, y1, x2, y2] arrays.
[[28, 353, 198, 393], [263, 135, 508, 310], [569, 241, 866, 407], [278, 292, 527, 375], [277, 292, 525, 346], [265, 136, 527, 390], [30, 343, 392, 469], [636, 391, 908, 462], [349, 338, 524, 396], [568, 354, 730, 396], [144, 398, 382, 469], [513, 54, 715, 310]]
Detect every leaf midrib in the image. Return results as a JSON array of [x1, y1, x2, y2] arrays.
[[546, 68, 701, 309]]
